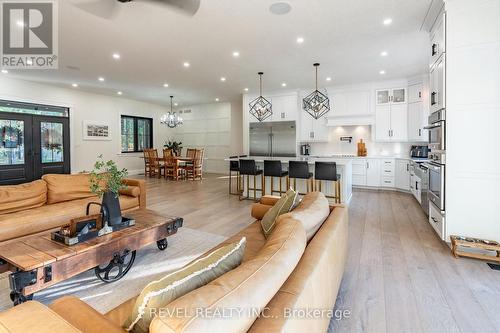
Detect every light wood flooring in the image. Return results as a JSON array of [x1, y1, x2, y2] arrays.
[[139, 174, 500, 333]]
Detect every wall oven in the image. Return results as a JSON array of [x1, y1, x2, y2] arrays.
[[424, 159, 445, 211], [425, 109, 445, 151]]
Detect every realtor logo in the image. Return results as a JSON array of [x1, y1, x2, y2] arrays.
[[1, 0, 58, 69]]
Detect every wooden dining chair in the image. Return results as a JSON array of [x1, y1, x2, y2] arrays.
[[143, 149, 151, 176], [148, 149, 165, 178], [164, 154, 183, 181], [186, 149, 204, 180], [163, 148, 174, 158]]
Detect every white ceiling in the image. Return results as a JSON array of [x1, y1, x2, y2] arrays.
[[6, 0, 432, 107]]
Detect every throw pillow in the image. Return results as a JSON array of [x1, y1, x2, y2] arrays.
[[260, 188, 297, 238], [124, 237, 247, 333]]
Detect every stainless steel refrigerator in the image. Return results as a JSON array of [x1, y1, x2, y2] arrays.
[[249, 121, 296, 157]]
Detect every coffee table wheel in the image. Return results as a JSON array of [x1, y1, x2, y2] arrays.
[[157, 238, 168, 251], [95, 249, 136, 283], [10, 291, 33, 306]]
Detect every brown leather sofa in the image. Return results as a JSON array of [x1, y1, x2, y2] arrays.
[[0, 192, 347, 333], [0, 174, 146, 244]]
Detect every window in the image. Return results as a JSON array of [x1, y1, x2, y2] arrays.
[[120, 116, 153, 153]]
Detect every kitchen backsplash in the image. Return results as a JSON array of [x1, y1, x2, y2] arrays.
[[305, 125, 414, 157]]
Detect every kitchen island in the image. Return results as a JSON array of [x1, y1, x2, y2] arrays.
[[227, 156, 353, 204]]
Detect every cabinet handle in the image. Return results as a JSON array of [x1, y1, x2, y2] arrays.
[[309, 131, 315, 139], [407, 164, 409, 172], [431, 92, 437, 106], [416, 182, 419, 191], [432, 43, 438, 56], [431, 217, 438, 223], [419, 129, 422, 137], [418, 91, 422, 98], [366, 162, 370, 169], [281, 112, 285, 119]]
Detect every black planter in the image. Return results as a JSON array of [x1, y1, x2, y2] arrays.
[[102, 191, 122, 226]]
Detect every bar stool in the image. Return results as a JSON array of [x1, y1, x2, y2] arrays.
[[264, 160, 288, 196], [239, 159, 264, 201], [287, 161, 314, 195], [228, 156, 240, 195], [314, 162, 341, 203]]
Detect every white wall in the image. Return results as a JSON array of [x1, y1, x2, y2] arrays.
[[445, 0, 500, 240], [165, 100, 243, 174], [0, 77, 169, 174]]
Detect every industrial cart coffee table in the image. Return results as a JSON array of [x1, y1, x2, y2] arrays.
[[0, 209, 183, 306]]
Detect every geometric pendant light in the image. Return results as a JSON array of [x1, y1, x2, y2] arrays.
[[303, 63, 330, 120], [160, 96, 183, 128], [248, 72, 273, 122]]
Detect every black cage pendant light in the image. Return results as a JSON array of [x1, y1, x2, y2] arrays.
[[303, 63, 330, 120], [249, 72, 273, 122]]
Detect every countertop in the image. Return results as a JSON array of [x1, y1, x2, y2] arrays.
[[225, 156, 353, 166]]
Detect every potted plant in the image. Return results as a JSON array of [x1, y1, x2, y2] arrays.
[[89, 155, 128, 226], [164, 140, 183, 156]]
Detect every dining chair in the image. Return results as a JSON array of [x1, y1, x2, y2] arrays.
[[148, 149, 165, 178], [163, 148, 174, 158], [143, 149, 151, 176], [164, 154, 182, 181], [186, 149, 204, 180]]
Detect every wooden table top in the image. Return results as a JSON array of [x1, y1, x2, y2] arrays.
[[0, 209, 181, 271], [141, 156, 195, 162]]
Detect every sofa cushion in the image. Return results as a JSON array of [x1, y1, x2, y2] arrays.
[[125, 238, 247, 333], [279, 192, 330, 242], [119, 186, 140, 198], [150, 218, 306, 333], [260, 189, 297, 238], [0, 180, 47, 215], [0, 195, 139, 242], [42, 174, 95, 204]]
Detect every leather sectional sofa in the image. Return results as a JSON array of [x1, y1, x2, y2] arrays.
[[0, 174, 146, 244], [0, 192, 348, 333]]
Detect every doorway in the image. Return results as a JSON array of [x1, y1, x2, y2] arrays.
[[0, 100, 70, 185]]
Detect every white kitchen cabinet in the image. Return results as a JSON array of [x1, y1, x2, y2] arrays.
[[408, 83, 423, 103], [366, 158, 380, 187], [395, 159, 411, 191], [376, 88, 407, 105], [429, 12, 446, 68], [430, 55, 445, 113], [375, 104, 407, 142], [352, 159, 367, 186], [408, 102, 427, 142], [299, 110, 329, 142], [269, 94, 297, 122]]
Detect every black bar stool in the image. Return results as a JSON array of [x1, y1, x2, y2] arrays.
[[239, 159, 264, 201], [287, 161, 313, 194], [314, 162, 341, 203], [264, 160, 288, 196], [228, 156, 240, 195]]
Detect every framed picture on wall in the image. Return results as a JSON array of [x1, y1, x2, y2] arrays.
[[83, 121, 112, 141]]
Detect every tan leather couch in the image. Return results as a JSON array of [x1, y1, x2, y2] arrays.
[[0, 192, 347, 333], [0, 174, 146, 243]]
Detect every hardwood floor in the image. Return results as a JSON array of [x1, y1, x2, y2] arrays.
[[139, 174, 500, 333]]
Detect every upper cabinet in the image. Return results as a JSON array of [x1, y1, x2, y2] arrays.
[[299, 109, 329, 142], [408, 83, 423, 103], [376, 88, 407, 105], [269, 95, 297, 122], [430, 55, 446, 113], [429, 13, 446, 68]]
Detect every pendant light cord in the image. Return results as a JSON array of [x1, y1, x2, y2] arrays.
[[315, 65, 318, 91], [170, 96, 173, 113], [259, 73, 263, 97]]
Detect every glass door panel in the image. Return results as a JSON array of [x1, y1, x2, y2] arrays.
[[392, 88, 406, 103], [376, 90, 390, 105], [0, 119, 25, 165], [41, 122, 64, 163]]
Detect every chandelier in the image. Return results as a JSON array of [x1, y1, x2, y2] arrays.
[[303, 63, 330, 120], [249, 72, 273, 122], [161, 96, 183, 128]]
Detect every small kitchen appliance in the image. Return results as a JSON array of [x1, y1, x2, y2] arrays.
[[410, 145, 429, 158], [300, 143, 310, 156]]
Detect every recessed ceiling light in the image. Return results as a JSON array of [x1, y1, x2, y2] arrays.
[[232, 51, 240, 57], [326, 77, 332, 82], [16, 20, 24, 27], [383, 18, 392, 25], [98, 77, 105, 82], [379, 70, 386, 75], [215, 98, 220, 102], [112, 53, 121, 60], [380, 51, 388, 56], [71, 83, 78, 88], [117, 91, 123, 95], [281, 82, 287, 87], [183, 62, 190, 68], [244, 88, 249, 92], [220, 77, 226, 82], [174, 102, 178, 106], [270, 2, 292, 15], [296, 37, 304, 44], [163, 83, 169, 88], [1, 69, 8, 74]]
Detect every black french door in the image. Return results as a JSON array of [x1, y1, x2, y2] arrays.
[[0, 112, 70, 184]]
